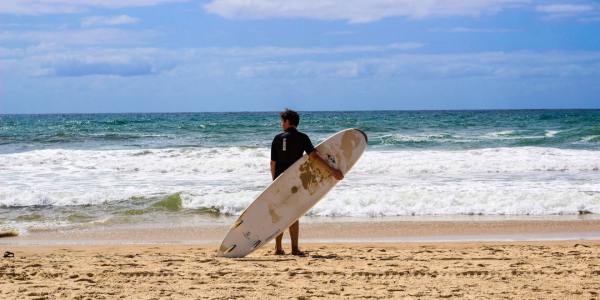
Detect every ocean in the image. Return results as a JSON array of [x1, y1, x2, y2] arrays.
[[1, 110, 600, 232]]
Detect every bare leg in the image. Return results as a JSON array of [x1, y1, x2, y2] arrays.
[[275, 233, 285, 255], [290, 221, 305, 256]]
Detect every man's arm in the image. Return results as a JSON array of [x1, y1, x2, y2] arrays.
[[270, 160, 276, 180], [270, 135, 278, 181], [309, 151, 344, 180]]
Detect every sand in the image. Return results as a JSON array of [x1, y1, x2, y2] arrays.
[[2, 241, 600, 299], [2, 219, 600, 298]]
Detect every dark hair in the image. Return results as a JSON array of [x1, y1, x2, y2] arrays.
[[280, 108, 300, 126]]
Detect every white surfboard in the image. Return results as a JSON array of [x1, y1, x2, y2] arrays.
[[216, 128, 367, 258]]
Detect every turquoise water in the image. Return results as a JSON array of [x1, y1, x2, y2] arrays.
[[1, 110, 599, 232], [2, 110, 599, 153]]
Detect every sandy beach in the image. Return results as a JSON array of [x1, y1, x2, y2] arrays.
[[2, 241, 600, 299], [2, 219, 600, 299]]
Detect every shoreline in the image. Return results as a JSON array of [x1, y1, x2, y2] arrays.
[[3, 218, 600, 246]]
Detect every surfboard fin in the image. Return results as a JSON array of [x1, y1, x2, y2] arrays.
[[225, 245, 237, 253]]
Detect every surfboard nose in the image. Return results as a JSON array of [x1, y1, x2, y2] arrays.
[[353, 128, 368, 143]]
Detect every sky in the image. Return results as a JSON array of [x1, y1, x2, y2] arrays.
[[1, 0, 599, 113]]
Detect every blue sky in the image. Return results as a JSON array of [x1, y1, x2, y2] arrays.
[[1, 0, 599, 113]]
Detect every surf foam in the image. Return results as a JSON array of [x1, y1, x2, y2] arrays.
[[1, 147, 599, 217]]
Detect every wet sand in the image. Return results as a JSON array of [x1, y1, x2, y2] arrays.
[[2, 241, 600, 299], [4, 218, 600, 245]]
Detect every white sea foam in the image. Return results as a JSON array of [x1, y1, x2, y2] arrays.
[[545, 130, 559, 138], [376, 133, 454, 143], [582, 135, 600, 142], [1, 147, 599, 216], [483, 130, 555, 140], [485, 130, 516, 137]]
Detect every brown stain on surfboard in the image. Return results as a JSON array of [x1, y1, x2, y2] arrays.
[[268, 203, 281, 223], [291, 186, 298, 193], [299, 159, 327, 195]]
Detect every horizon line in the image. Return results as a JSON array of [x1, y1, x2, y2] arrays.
[[2, 107, 600, 116]]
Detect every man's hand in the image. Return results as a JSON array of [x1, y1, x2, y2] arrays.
[[330, 168, 344, 180], [309, 151, 344, 180]]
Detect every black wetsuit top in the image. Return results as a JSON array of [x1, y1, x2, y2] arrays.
[[271, 127, 315, 178]]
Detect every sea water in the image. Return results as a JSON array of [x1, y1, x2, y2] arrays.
[[1, 110, 599, 231]]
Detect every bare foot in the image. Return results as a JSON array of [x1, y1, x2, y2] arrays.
[[291, 249, 306, 256], [275, 249, 285, 255]]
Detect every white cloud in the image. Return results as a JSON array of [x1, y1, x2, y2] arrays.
[[0, 32, 421, 55], [5, 43, 600, 81], [0, 28, 156, 45], [535, 3, 600, 20], [30, 48, 178, 77], [0, 0, 187, 15], [1, 42, 422, 62], [536, 4, 594, 15], [82, 15, 139, 27], [1, 42, 423, 77], [235, 51, 600, 79], [196, 43, 423, 57], [204, 0, 528, 23]]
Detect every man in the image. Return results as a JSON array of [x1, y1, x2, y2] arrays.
[[271, 109, 344, 256]]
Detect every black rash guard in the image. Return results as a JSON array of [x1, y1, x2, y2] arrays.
[[271, 127, 315, 178]]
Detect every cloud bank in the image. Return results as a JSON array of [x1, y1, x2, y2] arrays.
[[236, 51, 600, 79], [1, 43, 424, 77], [6, 43, 599, 80], [535, 3, 600, 21], [204, 0, 528, 23], [0, 28, 155, 45], [0, 0, 186, 15], [31, 48, 177, 77]]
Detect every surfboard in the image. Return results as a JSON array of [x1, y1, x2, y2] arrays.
[[216, 128, 367, 258]]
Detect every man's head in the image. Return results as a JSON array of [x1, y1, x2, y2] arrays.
[[280, 108, 300, 130]]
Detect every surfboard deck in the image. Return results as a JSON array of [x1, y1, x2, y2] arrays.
[[216, 128, 367, 258]]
